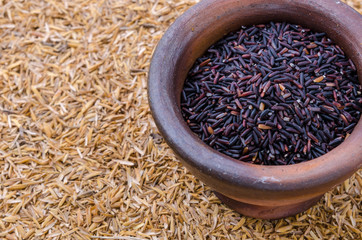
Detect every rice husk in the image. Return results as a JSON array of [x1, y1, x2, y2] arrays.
[[0, 0, 360, 239]]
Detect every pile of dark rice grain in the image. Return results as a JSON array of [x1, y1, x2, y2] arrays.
[[181, 22, 361, 165]]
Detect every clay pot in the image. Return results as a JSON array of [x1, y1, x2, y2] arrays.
[[148, 0, 362, 219]]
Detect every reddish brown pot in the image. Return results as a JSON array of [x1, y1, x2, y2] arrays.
[[148, 0, 362, 219]]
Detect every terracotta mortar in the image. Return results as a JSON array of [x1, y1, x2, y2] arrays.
[[148, 0, 362, 219]]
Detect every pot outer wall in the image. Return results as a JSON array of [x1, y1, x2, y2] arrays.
[[148, 0, 362, 219]]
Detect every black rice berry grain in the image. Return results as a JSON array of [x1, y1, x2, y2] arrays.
[[181, 21, 361, 165]]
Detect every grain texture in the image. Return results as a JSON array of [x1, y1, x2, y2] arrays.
[[0, 0, 360, 239]]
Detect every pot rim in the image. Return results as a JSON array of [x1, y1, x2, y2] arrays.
[[148, 0, 362, 193]]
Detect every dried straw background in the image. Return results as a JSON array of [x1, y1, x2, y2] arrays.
[[0, 0, 360, 239]]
